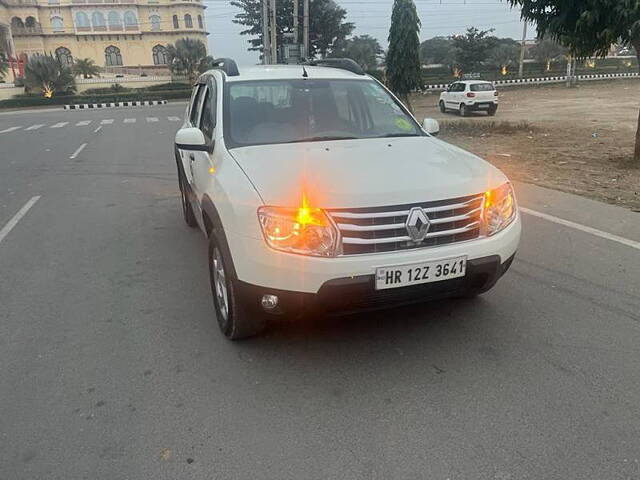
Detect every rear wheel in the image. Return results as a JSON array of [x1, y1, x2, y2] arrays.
[[459, 104, 469, 117], [487, 105, 498, 116], [209, 233, 266, 340], [179, 172, 198, 228], [439, 101, 446, 113]]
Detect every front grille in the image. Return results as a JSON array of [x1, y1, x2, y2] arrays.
[[328, 193, 484, 256]]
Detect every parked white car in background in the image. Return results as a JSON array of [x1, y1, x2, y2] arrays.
[[439, 80, 499, 117], [175, 59, 520, 340]]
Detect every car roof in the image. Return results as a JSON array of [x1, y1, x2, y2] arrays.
[[457, 80, 494, 85], [203, 64, 368, 82]]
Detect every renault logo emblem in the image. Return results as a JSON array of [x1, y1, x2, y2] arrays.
[[406, 207, 431, 242]]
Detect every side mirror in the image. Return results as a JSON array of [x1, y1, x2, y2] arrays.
[[422, 118, 440, 136], [175, 127, 210, 152]]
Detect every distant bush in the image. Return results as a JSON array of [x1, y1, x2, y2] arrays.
[[0, 89, 191, 108], [143, 82, 191, 91], [82, 83, 132, 95]]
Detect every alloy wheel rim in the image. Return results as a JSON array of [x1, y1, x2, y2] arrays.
[[212, 247, 229, 321]]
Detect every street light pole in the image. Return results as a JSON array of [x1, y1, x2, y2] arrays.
[[270, 0, 278, 63], [303, 0, 309, 58], [293, 0, 299, 44], [262, 0, 271, 64], [518, 21, 527, 78]]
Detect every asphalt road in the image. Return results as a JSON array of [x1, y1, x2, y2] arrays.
[[1, 104, 639, 480]]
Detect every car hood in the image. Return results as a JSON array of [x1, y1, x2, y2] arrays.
[[229, 137, 508, 208]]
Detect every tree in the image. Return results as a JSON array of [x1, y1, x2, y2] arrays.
[[488, 44, 520, 74], [507, 0, 640, 165], [24, 54, 76, 97], [331, 35, 383, 71], [231, 0, 354, 59], [532, 38, 567, 72], [451, 27, 496, 74], [0, 51, 8, 82], [386, 0, 422, 110], [420, 36, 455, 66], [72, 58, 101, 79], [166, 38, 209, 83]]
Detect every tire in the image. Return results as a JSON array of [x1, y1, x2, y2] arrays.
[[208, 233, 267, 340], [439, 101, 446, 113], [179, 172, 198, 228], [459, 104, 468, 117], [487, 105, 498, 117]]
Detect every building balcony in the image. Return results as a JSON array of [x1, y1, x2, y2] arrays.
[[74, 24, 140, 34], [11, 25, 44, 36], [3, 0, 38, 5]]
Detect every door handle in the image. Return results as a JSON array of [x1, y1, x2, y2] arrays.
[[189, 153, 195, 162]]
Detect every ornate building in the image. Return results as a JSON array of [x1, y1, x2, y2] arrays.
[[0, 0, 208, 80]]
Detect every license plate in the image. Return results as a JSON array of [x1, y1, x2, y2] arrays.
[[375, 256, 467, 291]]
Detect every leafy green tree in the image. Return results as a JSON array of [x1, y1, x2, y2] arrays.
[[231, 0, 354, 59], [331, 35, 383, 70], [166, 38, 209, 83], [72, 58, 101, 79], [452, 27, 496, 74], [24, 54, 76, 97], [507, 0, 640, 164], [420, 36, 455, 65], [386, 0, 422, 110], [532, 38, 568, 72], [488, 44, 520, 73]]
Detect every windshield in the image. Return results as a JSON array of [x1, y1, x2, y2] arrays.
[[470, 83, 495, 92], [224, 79, 423, 147]]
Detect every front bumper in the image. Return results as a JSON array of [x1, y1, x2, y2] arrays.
[[236, 254, 516, 317]]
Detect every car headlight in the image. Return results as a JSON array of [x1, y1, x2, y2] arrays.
[[257, 202, 339, 257], [482, 183, 517, 236]]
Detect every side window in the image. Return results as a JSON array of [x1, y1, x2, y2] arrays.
[[199, 81, 217, 141], [189, 85, 203, 126]]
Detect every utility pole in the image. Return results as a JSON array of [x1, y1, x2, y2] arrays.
[[293, 0, 299, 44], [270, 0, 278, 63], [262, 0, 271, 64], [518, 21, 527, 78], [303, 0, 309, 59]]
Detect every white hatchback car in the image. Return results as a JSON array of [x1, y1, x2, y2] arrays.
[[175, 58, 521, 340], [439, 80, 499, 116]]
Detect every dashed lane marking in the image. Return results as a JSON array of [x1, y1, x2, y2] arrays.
[[100, 119, 114, 125], [168, 116, 181, 122], [0, 126, 22, 133], [0, 196, 41, 246], [521, 208, 640, 252], [124, 118, 136, 123], [146, 117, 159, 123], [94, 126, 102, 133], [69, 143, 87, 160], [50, 122, 68, 128], [76, 120, 92, 126], [25, 124, 45, 131]]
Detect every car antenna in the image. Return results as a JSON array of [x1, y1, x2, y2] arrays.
[[302, 65, 309, 78]]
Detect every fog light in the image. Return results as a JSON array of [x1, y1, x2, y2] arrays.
[[261, 294, 279, 311]]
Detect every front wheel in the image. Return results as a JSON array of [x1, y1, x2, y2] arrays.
[[439, 101, 446, 113], [209, 234, 266, 340]]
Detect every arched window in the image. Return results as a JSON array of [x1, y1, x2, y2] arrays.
[[25, 16, 36, 28], [184, 14, 192, 28], [152, 44, 168, 65], [149, 14, 161, 31], [197, 14, 203, 29], [105, 45, 122, 66], [123, 11, 137, 28], [172, 14, 179, 29], [11, 17, 25, 29], [108, 11, 122, 29], [55, 46, 73, 67], [75, 12, 90, 28], [91, 11, 106, 30], [51, 16, 64, 31]]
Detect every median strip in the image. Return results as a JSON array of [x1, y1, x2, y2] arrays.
[[63, 100, 168, 110]]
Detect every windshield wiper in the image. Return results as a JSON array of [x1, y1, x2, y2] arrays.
[[285, 135, 359, 144]]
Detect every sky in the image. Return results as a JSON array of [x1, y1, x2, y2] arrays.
[[203, 0, 529, 66]]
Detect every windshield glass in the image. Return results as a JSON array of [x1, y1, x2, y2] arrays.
[[224, 79, 423, 147], [470, 83, 495, 92]]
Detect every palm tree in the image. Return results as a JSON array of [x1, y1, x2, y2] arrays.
[[72, 58, 101, 79], [24, 54, 76, 97], [166, 38, 208, 83], [0, 46, 9, 82]]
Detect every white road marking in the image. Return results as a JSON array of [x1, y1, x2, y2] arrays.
[[101, 119, 114, 125], [25, 124, 45, 131], [69, 143, 87, 159], [50, 122, 68, 128], [146, 117, 158, 123], [94, 126, 102, 133], [0, 196, 41, 246], [124, 118, 136, 123], [521, 207, 640, 252], [0, 126, 22, 133], [168, 116, 180, 122], [76, 120, 91, 126]]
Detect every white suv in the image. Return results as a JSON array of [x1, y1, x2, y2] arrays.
[[439, 80, 499, 116], [175, 58, 521, 340]]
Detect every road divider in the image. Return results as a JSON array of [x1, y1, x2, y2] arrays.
[[64, 100, 168, 110], [0, 196, 41, 246]]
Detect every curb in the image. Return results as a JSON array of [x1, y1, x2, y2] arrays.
[[423, 72, 639, 91], [64, 100, 168, 110]]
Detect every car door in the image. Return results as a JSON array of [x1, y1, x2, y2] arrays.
[[445, 82, 460, 107], [177, 83, 205, 187], [191, 77, 217, 205]]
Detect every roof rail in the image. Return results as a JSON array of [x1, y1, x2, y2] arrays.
[[212, 58, 239, 77], [301, 58, 365, 76]]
